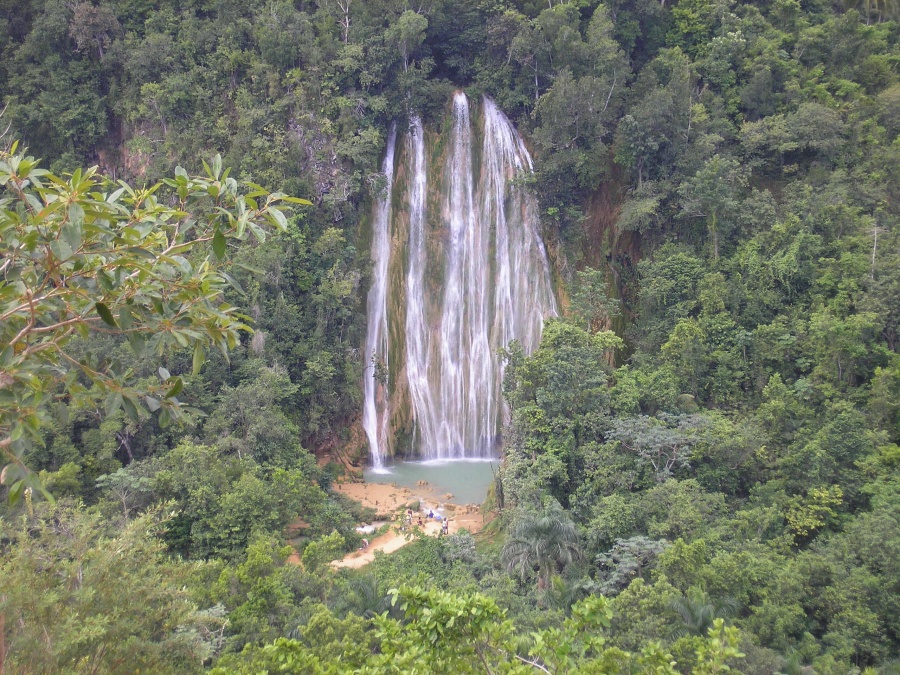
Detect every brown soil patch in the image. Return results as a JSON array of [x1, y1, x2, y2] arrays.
[[333, 481, 416, 514]]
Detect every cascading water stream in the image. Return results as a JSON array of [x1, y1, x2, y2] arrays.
[[403, 115, 439, 458], [431, 93, 493, 458], [482, 96, 557, 373], [362, 124, 397, 471], [362, 94, 557, 465]]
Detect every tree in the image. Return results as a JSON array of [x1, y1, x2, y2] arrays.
[[596, 536, 671, 595], [0, 146, 309, 502], [569, 266, 620, 333], [385, 11, 428, 74], [208, 535, 312, 652], [95, 465, 153, 519], [301, 531, 346, 572], [668, 0, 716, 58], [0, 504, 223, 674], [213, 584, 746, 674], [501, 500, 583, 592], [669, 587, 739, 639], [203, 363, 302, 467], [614, 50, 697, 187], [68, 2, 121, 60], [807, 308, 882, 390], [678, 154, 747, 259], [325, 0, 353, 45], [530, 4, 630, 204], [608, 414, 706, 483], [345, 574, 392, 619]]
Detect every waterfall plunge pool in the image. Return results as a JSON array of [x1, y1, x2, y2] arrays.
[[363, 458, 499, 506]]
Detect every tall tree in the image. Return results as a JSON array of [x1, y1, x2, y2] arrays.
[[501, 500, 583, 592]]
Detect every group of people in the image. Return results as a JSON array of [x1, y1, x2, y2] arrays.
[[363, 506, 453, 553], [359, 506, 453, 556], [398, 507, 450, 535], [425, 509, 451, 535]]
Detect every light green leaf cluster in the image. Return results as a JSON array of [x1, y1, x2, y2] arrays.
[[213, 584, 744, 674]]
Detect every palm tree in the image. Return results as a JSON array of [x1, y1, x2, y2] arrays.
[[501, 501, 583, 592], [345, 574, 393, 619], [545, 575, 596, 611], [776, 650, 816, 675], [668, 587, 739, 638]]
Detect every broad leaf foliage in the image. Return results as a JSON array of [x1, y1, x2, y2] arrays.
[[0, 145, 309, 501]]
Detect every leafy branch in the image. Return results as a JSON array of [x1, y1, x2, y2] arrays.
[[0, 146, 310, 502]]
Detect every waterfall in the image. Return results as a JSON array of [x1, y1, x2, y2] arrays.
[[404, 115, 439, 458], [362, 94, 557, 465], [362, 124, 397, 471], [482, 96, 557, 378]]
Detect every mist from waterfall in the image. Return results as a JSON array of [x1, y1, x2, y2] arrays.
[[363, 94, 557, 466]]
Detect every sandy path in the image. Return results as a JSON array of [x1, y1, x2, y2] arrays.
[[328, 482, 489, 569], [332, 520, 441, 568]]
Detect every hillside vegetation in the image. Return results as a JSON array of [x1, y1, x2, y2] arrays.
[[1, 0, 899, 672]]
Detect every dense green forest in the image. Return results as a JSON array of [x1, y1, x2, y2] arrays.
[[1, 0, 899, 672]]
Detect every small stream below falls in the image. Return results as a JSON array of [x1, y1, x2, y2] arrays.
[[363, 458, 498, 505]]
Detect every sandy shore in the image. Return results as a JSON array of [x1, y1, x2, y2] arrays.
[[327, 481, 489, 568], [333, 481, 418, 514]]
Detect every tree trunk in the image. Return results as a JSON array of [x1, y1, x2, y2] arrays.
[[709, 210, 719, 260]]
